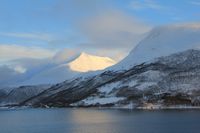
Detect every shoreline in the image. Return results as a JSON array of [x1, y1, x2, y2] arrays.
[[1, 105, 200, 111]]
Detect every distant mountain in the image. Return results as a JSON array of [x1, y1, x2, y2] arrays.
[[0, 85, 50, 107], [22, 52, 116, 85], [0, 51, 116, 86]]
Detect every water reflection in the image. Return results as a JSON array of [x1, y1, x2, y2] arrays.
[[0, 108, 200, 133], [71, 109, 115, 124], [70, 109, 120, 133]]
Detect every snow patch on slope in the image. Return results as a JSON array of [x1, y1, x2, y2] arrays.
[[99, 81, 122, 94], [78, 97, 124, 106]]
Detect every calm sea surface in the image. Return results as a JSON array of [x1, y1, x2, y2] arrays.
[[0, 108, 199, 133]]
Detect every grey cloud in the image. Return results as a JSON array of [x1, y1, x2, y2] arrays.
[[0, 44, 56, 62], [76, 10, 151, 53], [44, 1, 152, 60], [12, 1, 151, 61], [47, 0, 111, 21]]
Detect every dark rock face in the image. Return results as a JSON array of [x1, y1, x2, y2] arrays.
[[3, 49, 200, 108], [0, 85, 50, 107], [22, 71, 122, 107], [0, 90, 8, 99]]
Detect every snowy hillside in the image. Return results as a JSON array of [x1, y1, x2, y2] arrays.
[[21, 49, 200, 109], [113, 23, 200, 70], [22, 52, 116, 85]]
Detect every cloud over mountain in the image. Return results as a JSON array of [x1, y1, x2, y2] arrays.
[[0, 44, 55, 63]]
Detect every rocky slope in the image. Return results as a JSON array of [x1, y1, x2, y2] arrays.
[[0, 85, 50, 107]]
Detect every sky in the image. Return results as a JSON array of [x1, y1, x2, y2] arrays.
[[1, 0, 200, 63]]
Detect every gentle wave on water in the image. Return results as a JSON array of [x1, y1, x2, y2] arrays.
[[0, 108, 200, 133]]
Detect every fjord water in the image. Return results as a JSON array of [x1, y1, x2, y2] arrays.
[[0, 108, 199, 133]]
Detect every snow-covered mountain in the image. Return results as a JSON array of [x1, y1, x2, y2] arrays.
[[20, 49, 200, 109], [22, 52, 116, 85], [0, 51, 116, 86], [112, 23, 200, 70], [3, 23, 200, 109]]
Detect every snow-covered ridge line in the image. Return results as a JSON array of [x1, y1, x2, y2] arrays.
[[68, 52, 116, 72], [110, 23, 200, 70], [1, 51, 116, 86]]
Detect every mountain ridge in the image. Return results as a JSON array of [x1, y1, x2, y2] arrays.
[[10, 49, 200, 109], [0, 51, 116, 87], [68, 52, 116, 72], [20, 52, 116, 85], [2, 24, 200, 109], [111, 23, 200, 70]]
